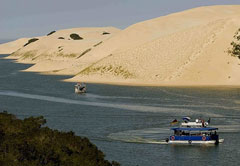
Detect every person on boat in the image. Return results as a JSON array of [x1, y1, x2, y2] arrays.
[[202, 119, 205, 127]]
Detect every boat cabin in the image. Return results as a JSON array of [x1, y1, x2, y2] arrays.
[[181, 118, 209, 128], [169, 127, 219, 142]]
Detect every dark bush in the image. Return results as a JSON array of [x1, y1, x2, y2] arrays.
[[70, 33, 83, 40], [102, 32, 110, 35], [58, 37, 65, 39], [228, 28, 240, 59], [23, 38, 39, 47], [0, 112, 120, 166], [47, 31, 56, 36]]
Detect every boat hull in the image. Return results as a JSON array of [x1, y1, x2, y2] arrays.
[[167, 139, 224, 144], [75, 88, 86, 94], [75, 90, 86, 94]]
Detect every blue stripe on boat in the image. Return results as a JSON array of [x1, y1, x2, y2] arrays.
[[171, 127, 218, 131], [170, 136, 210, 141]]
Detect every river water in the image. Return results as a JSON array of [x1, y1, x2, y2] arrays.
[[0, 54, 240, 166]]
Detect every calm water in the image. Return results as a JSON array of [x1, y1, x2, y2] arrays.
[[0, 54, 240, 166]]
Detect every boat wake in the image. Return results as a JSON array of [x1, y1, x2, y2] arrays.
[[108, 127, 171, 144], [85, 93, 240, 112], [0, 90, 202, 115]]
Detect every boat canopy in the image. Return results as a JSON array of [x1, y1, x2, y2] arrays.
[[171, 127, 218, 131]]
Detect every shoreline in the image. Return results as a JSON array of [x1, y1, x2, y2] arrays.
[[2, 54, 240, 88], [64, 79, 240, 88]]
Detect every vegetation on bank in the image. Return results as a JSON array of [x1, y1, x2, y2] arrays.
[[11, 50, 38, 60], [70, 34, 83, 40], [56, 53, 78, 58], [21, 51, 37, 60], [0, 112, 120, 166], [23, 38, 39, 47], [80, 64, 134, 79], [228, 28, 240, 59]]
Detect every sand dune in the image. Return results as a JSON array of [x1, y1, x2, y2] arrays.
[[2, 5, 240, 86], [7, 27, 120, 74], [0, 38, 30, 54]]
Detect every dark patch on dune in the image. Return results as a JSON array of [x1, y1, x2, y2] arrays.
[[23, 38, 39, 47], [70, 33, 83, 40], [47, 31, 56, 36]]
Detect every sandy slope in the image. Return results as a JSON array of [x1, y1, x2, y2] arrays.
[[8, 27, 120, 74], [0, 38, 29, 54], [70, 5, 240, 85], [2, 5, 240, 86]]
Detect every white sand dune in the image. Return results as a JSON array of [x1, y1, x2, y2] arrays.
[[70, 5, 240, 85], [8, 27, 120, 74], [0, 38, 29, 55], [2, 5, 240, 86]]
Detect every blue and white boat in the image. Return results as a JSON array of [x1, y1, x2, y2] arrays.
[[166, 118, 224, 145]]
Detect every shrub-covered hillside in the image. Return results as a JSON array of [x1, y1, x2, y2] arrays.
[[0, 112, 120, 166]]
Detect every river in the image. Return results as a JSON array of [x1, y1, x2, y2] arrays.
[[0, 54, 240, 166]]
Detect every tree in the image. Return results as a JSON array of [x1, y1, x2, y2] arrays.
[[0, 112, 120, 166], [228, 28, 240, 59]]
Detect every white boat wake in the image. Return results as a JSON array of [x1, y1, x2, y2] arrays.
[[0, 90, 200, 115]]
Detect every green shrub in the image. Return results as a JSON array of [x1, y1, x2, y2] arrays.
[[70, 33, 83, 40], [228, 28, 240, 59], [23, 38, 39, 47], [47, 31, 56, 36], [0, 111, 120, 166], [102, 32, 110, 35], [58, 37, 65, 39]]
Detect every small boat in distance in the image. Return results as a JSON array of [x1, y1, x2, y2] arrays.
[[75, 83, 86, 94], [166, 117, 224, 145]]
